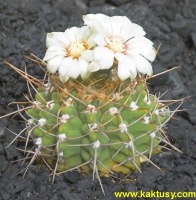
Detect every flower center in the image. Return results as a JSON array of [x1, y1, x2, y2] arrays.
[[107, 38, 125, 53], [68, 41, 87, 58]]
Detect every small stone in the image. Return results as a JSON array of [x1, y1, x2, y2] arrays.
[[176, 164, 195, 177], [182, 6, 194, 18], [63, 172, 82, 184], [10, 181, 34, 195], [191, 32, 196, 48], [170, 14, 189, 35], [108, 0, 130, 6], [189, 112, 196, 125], [89, 0, 105, 6], [168, 71, 185, 97], [41, 3, 53, 15], [0, 155, 8, 172], [157, 43, 176, 64], [14, 84, 27, 96], [166, 176, 192, 191], [77, 178, 96, 192], [148, 64, 169, 86], [0, 191, 10, 200], [0, 143, 4, 154], [157, 21, 171, 33], [36, 185, 46, 195], [0, 127, 6, 138], [137, 167, 162, 187], [3, 143, 18, 160], [60, 189, 79, 199]]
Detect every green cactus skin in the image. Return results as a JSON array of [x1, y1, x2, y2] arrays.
[[22, 74, 172, 177]]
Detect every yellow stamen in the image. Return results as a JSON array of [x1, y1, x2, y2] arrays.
[[68, 41, 87, 58], [107, 38, 125, 53]]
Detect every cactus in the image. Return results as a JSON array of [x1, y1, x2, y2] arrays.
[[1, 14, 183, 194], [3, 63, 180, 182]]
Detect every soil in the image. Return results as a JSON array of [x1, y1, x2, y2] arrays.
[[0, 0, 196, 199]]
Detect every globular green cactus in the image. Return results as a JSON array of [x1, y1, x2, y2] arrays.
[[12, 68, 174, 180], [1, 59, 182, 195]]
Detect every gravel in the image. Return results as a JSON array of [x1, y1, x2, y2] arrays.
[[0, 0, 196, 199]]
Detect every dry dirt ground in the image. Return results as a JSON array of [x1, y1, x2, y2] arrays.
[[0, 0, 196, 199]]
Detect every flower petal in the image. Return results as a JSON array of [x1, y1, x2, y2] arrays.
[[109, 16, 126, 37], [119, 18, 146, 41], [47, 55, 64, 73], [59, 57, 80, 79], [93, 46, 114, 69], [83, 14, 112, 35], [126, 36, 153, 48], [46, 32, 70, 48], [133, 55, 153, 76], [115, 53, 137, 80], [81, 50, 94, 62], [59, 57, 73, 76], [128, 46, 156, 62], [94, 33, 107, 46], [78, 57, 90, 79], [43, 46, 65, 62], [86, 32, 97, 48], [89, 61, 101, 72], [117, 63, 131, 81], [64, 27, 79, 43], [126, 36, 156, 61], [67, 59, 80, 79]]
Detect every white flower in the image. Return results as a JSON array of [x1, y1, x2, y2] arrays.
[[43, 26, 96, 82], [83, 14, 156, 80]]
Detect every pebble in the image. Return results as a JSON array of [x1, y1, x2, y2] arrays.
[[166, 176, 192, 191], [77, 176, 96, 192], [0, 191, 10, 200], [3, 142, 19, 160], [0, 144, 5, 154], [170, 14, 189, 35], [176, 164, 195, 177], [191, 32, 196, 48], [63, 172, 83, 184], [89, 0, 105, 6], [0, 0, 195, 199], [157, 21, 171, 33], [158, 43, 176, 64], [0, 155, 8, 172], [148, 64, 170, 86], [136, 167, 162, 187], [108, 0, 130, 6], [168, 71, 185, 97]]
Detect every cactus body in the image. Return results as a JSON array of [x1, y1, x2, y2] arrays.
[[24, 74, 170, 176]]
